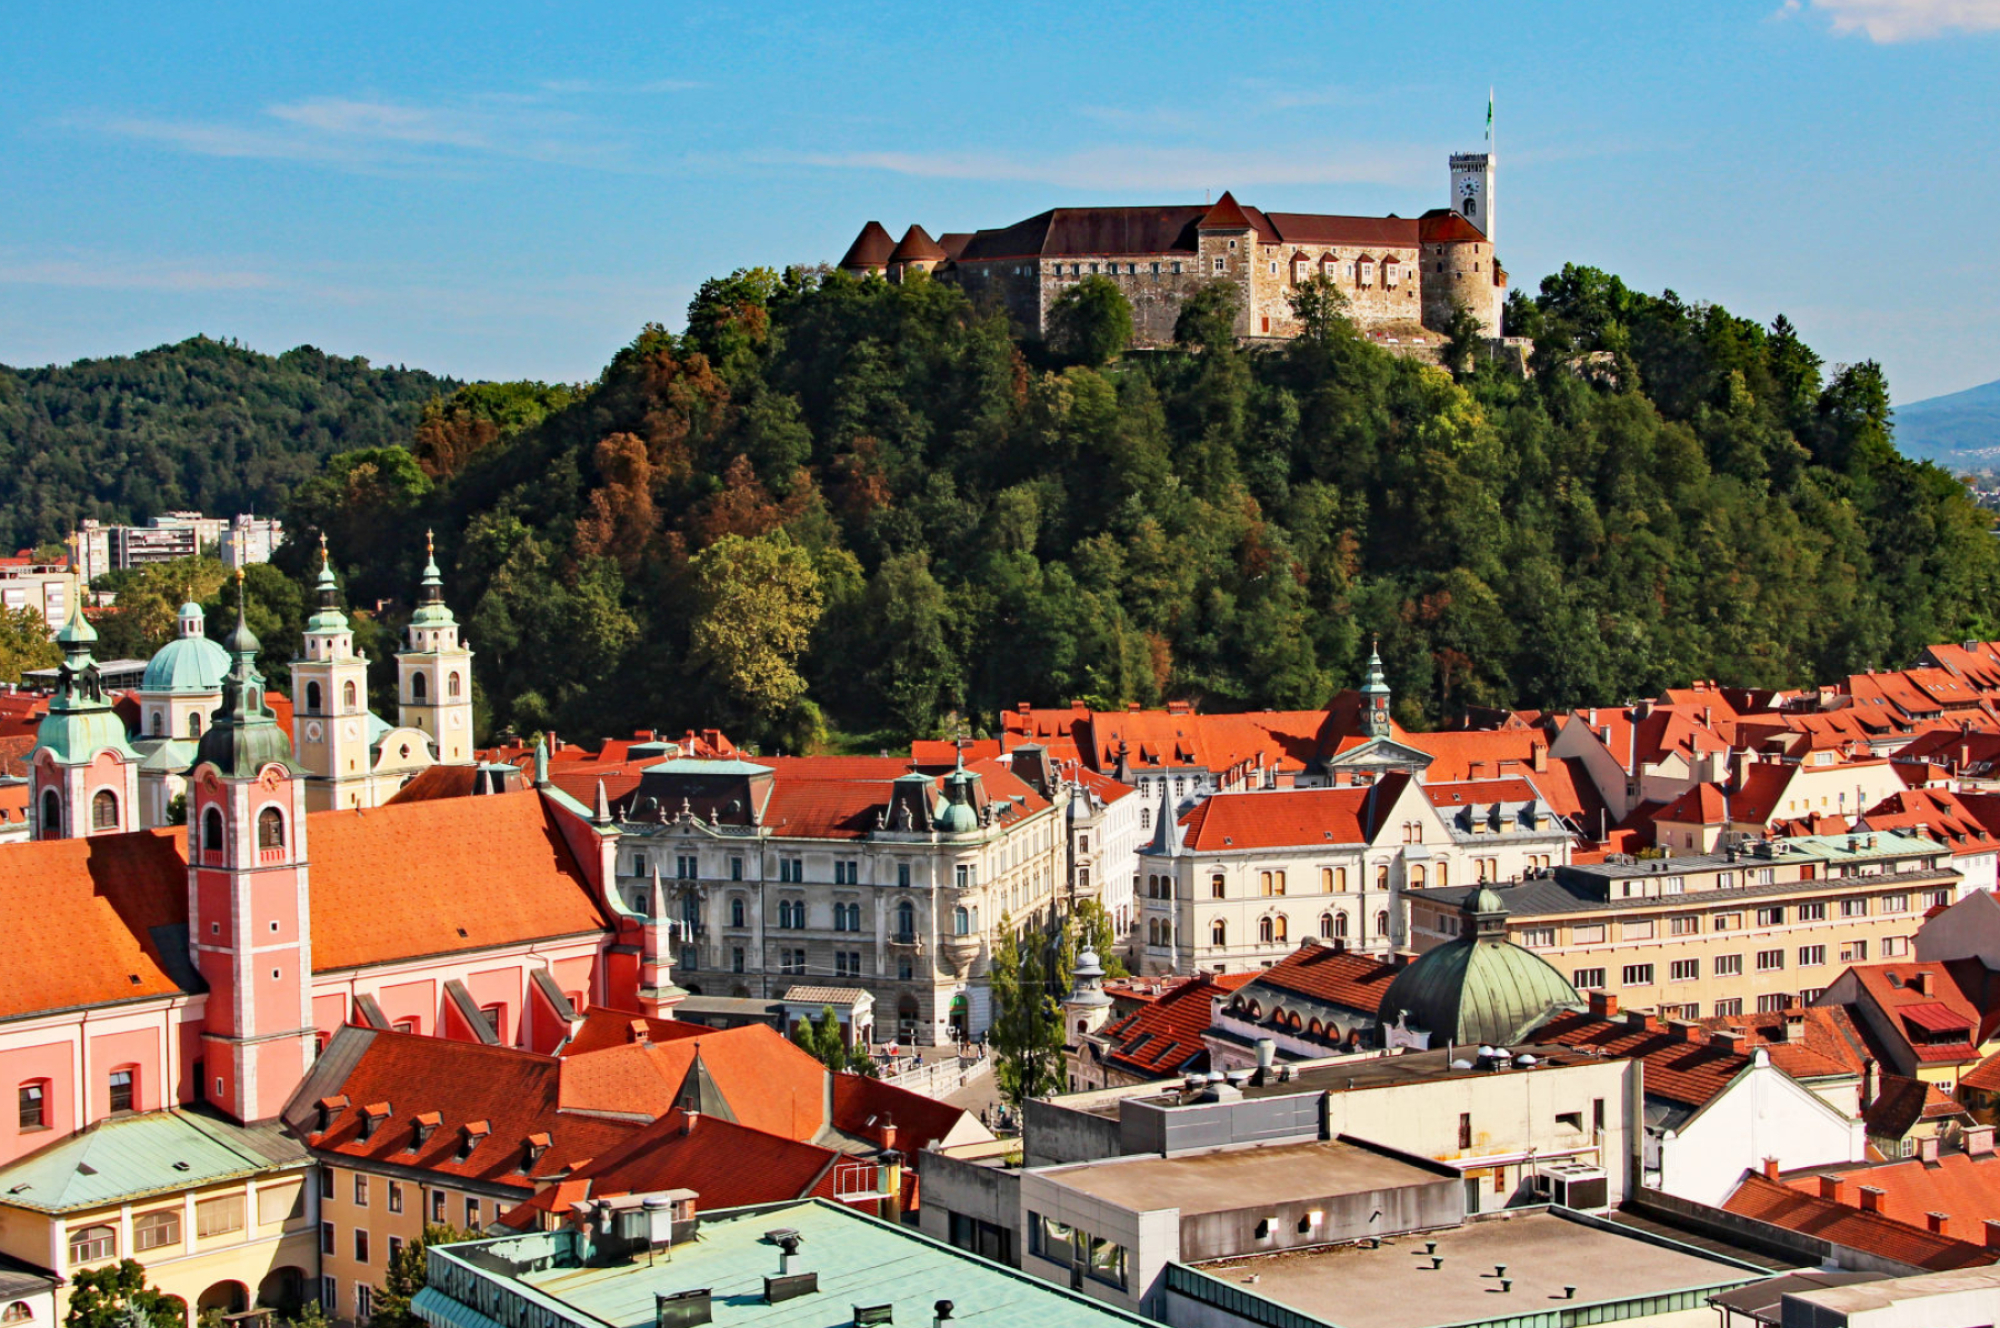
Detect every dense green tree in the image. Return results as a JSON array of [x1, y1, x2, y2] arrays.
[[790, 1004, 876, 1075], [1046, 276, 1135, 368], [368, 1224, 472, 1328], [65, 1261, 185, 1328], [988, 922, 1066, 1112], [0, 607, 60, 682], [1070, 898, 1128, 979], [686, 532, 824, 738]]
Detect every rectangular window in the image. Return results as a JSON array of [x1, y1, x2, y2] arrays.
[[1841, 939, 1868, 964], [388, 1182, 402, 1214], [677, 854, 697, 880], [430, 1189, 446, 1223], [1213, 257, 1225, 273], [258, 1181, 303, 1228], [1521, 927, 1556, 949], [1757, 949, 1785, 972], [1458, 1113, 1473, 1149], [1670, 959, 1700, 982], [1841, 897, 1869, 917], [1757, 993, 1795, 1013], [195, 1193, 245, 1240], [1572, 924, 1606, 944], [480, 1005, 503, 1037], [133, 1209, 181, 1252], [730, 856, 744, 881], [1088, 1237, 1128, 1290], [1800, 987, 1827, 1004], [389, 1236, 404, 1264], [320, 1168, 335, 1200], [1884, 894, 1909, 913], [1571, 967, 1606, 990], [732, 946, 745, 973], [1623, 919, 1655, 941], [1756, 907, 1785, 927], [354, 1229, 369, 1264], [1621, 964, 1655, 987], [320, 1279, 336, 1312], [1884, 935, 1909, 957], [353, 1174, 368, 1207], [1171, 261, 1183, 274], [1714, 912, 1740, 931], [1714, 954, 1743, 976], [1799, 944, 1826, 967], [108, 1069, 134, 1113], [465, 1198, 480, 1228], [356, 1286, 373, 1321], [1797, 901, 1827, 922], [1713, 997, 1744, 1017], [1670, 915, 1700, 936], [320, 1221, 336, 1256]]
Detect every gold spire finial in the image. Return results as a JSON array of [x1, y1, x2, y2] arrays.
[[319, 531, 329, 569], [426, 528, 435, 559]]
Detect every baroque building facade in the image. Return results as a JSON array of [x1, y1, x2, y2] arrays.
[[840, 151, 1504, 346]]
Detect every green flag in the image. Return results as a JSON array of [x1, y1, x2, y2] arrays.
[[1486, 90, 1494, 140]]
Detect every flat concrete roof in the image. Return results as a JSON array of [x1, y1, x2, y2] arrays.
[[1188, 1210, 1758, 1328], [1786, 1266, 2000, 1313], [1043, 1140, 1443, 1216]]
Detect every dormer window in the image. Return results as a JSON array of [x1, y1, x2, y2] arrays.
[[517, 1132, 551, 1175], [457, 1121, 489, 1162], [409, 1111, 440, 1151], [316, 1095, 349, 1133], [359, 1102, 391, 1140]]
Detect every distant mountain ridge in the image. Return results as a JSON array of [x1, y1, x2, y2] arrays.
[[1893, 377, 2000, 468]]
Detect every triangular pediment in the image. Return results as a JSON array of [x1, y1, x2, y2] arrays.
[[1327, 737, 1435, 770]]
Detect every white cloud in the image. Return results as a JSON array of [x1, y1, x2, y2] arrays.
[[776, 144, 1427, 192], [91, 93, 630, 174], [0, 253, 277, 293], [1800, 0, 2000, 41]]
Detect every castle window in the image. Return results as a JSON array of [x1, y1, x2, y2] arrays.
[[305, 681, 322, 714], [257, 806, 285, 850], [1463, 197, 1477, 219], [1213, 258, 1225, 273], [1088, 263, 1098, 274], [1171, 261, 1183, 274], [90, 790, 118, 832], [203, 807, 224, 852], [1150, 262, 1161, 275], [150, 712, 163, 736], [1269, 261, 1278, 275]]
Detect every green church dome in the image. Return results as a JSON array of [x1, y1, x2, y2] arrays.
[[1380, 889, 1581, 1049], [140, 603, 231, 695]]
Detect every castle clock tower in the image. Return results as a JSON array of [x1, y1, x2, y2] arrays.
[[1449, 151, 1495, 242], [396, 533, 475, 765], [188, 574, 314, 1124], [292, 538, 374, 811]]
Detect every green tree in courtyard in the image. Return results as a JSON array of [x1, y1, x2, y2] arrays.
[[65, 1261, 185, 1328], [988, 922, 1066, 1112], [368, 1223, 472, 1328]]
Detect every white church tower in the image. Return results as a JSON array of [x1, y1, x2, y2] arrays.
[[396, 532, 475, 766]]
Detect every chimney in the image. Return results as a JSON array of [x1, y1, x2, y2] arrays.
[[1531, 741, 1547, 773], [1966, 1124, 1996, 1157], [1928, 1212, 1952, 1237], [1985, 1219, 2000, 1250], [1921, 1135, 1942, 1165], [629, 1019, 651, 1046], [1761, 1157, 1781, 1182], [877, 1118, 897, 1152], [1908, 971, 1929, 996], [1709, 1029, 1744, 1055], [1861, 1059, 1879, 1110], [1623, 1009, 1662, 1034], [1781, 1013, 1805, 1043], [1858, 1185, 1886, 1214], [1818, 1175, 1847, 1204], [1667, 1019, 1700, 1043], [1589, 991, 1620, 1019]]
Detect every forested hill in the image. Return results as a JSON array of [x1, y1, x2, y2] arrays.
[[0, 337, 453, 550], [276, 264, 1995, 750]]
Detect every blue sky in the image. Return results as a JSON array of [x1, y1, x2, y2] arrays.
[[3, 1, 1997, 402]]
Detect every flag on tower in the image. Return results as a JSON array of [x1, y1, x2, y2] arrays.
[[1486, 89, 1494, 141]]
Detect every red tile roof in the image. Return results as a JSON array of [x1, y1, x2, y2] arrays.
[[1199, 192, 1254, 231], [300, 1029, 641, 1193], [1097, 974, 1226, 1077], [1787, 1153, 2000, 1241], [1241, 942, 1398, 1015], [1726, 1173, 1996, 1270], [1846, 961, 2000, 1064], [1696, 1006, 1873, 1081], [1532, 1010, 1752, 1108], [307, 791, 610, 972], [559, 1022, 828, 1141], [1655, 784, 1730, 827], [1177, 787, 1373, 852]]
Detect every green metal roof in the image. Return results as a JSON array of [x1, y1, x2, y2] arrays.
[[192, 597, 301, 779], [36, 607, 139, 766], [140, 632, 232, 695], [430, 1200, 1149, 1328], [641, 758, 775, 777], [0, 1110, 308, 1214], [1381, 894, 1582, 1048]]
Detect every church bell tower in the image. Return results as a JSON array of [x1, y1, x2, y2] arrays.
[[292, 537, 373, 810], [396, 532, 475, 765]]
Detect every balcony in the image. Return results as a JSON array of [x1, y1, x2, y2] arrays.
[[940, 934, 980, 979]]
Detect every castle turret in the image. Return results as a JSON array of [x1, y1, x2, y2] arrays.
[[396, 532, 474, 765], [838, 221, 896, 276], [1063, 945, 1114, 1041], [31, 606, 140, 839], [1195, 192, 1257, 339], [886, 225, 947, 283], [187, 573, 314, 1123]]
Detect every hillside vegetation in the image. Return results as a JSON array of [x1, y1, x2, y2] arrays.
[[0, 337, 453, 551], [275, 265, 1998, 748], [1892, 377, 2000, 467]]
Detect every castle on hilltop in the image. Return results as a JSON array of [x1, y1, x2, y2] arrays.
[[839, 149, 1504, 347]]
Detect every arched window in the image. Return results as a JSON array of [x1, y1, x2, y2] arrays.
[[1274, 915, 1288, 943], [67, 1225, 116, 1265], [1376, 910, 1390, 938], [1375, 865, 1389, 889], [1462, 196, 1477, 220], [1436, 863, 1449, 889], [1211, 919, 1227, 948], [1335, 912, 1350, 939], [188, 712, 202, 738], [896, 900, 915, 942], [3, 1300, 33, 1322], [411, 673, 427, 702], [257, 807, 284, 850], [150, 712, 163, 736], [954, 906, 970, 936], [1141, 807, 1151, 831], [1260, 871, 1273, 897], [342, 681, 357, 709], [447, 671, 462, 698], [39, 790, 59, 839], [1258, 917, 1274, 944], [1320, 912, 1335, 939], [305, 681, 322, 714], [729, 897, 745, 928], [203, 807, 224, 853], [90, 790, 119, 832], [1410, 865, 1426, 888]]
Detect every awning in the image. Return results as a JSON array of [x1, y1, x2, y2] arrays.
[[411, 1287, 509, 1328]]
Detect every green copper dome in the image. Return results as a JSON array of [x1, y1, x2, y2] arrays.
[[307, 539, 350, 635], [1379, 889, 1581, 1048], [140, 603, 232, 695], [409, 533, 457, 629], [934, 759, 981, 834], [192, 580, 301, 779]]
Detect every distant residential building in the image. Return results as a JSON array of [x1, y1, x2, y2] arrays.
[[0, 556, 76, 635], [1410, 833, 1960, 1020], [73, 511, 282, 580]]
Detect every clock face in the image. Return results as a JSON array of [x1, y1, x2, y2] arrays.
[[305, 721, 323, 742], [1459, 177, 1481, 198], [344, 720, 361, 741]]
